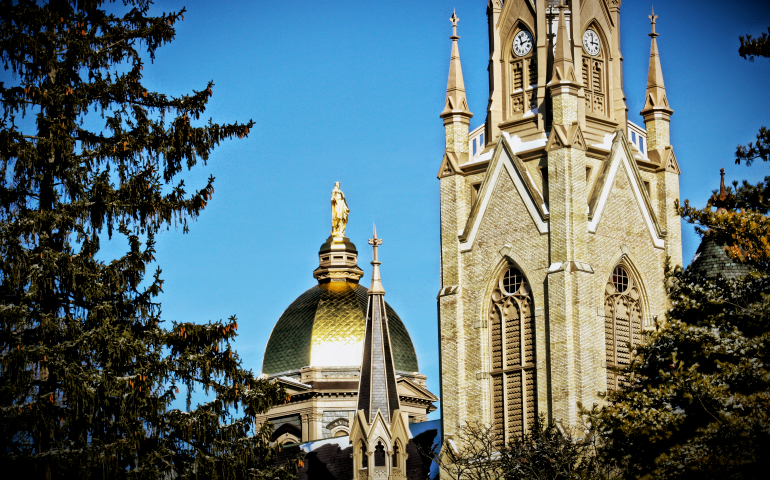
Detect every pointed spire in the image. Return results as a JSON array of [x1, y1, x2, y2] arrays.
[[640, 7, 673, 117], [709, 168, 733, 213], [357, 226, 401, 424], [551, 3, 575, 81], [440, 11, 472, 119], [368, 224, 384, 294]]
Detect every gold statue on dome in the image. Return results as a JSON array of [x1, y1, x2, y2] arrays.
[[331, 182, 349, 238]]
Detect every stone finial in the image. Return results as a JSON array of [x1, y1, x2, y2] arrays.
[[550, 3, 578, 85], [368, 224, 385, 294], [709, 168, 734, 213], [440, 10, 472, 120], [640, 7, 673, 119]]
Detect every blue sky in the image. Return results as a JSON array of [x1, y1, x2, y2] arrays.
[[12, 1, 769, 420], [146, 0, 769, 420]]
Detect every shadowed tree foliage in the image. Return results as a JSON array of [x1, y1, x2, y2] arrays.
[[0, 1, 300, 478], [590, 27, 770, 480]]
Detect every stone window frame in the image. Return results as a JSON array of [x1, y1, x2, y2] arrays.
[[504, 21, 538, 119], [581, 20, 610, 118], [486, 260, 537, 444], [604, 260, 645, 392]]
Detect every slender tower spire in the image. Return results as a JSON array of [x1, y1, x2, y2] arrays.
[[640, 7, 673, 150], [356, 226, 400, 424], [548, 2, 580, 125], [440, 11, 473, 163]]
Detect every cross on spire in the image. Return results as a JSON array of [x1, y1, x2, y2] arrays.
[[649, 7, 659, 37], [450, 10, 459, 39], [368, 224, 383, 261]]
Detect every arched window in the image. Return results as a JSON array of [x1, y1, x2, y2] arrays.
[[374, 441, 386, 467], [581, 25, 608, 117], [489, 264, 536, 443], [392, 442, 400, 468], [605, 265, 643, 391], [506, 27, 537, 119], [360, 442, 368, 469]]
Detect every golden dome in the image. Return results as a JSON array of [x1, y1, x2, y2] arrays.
[[262, 280, 418, 375]]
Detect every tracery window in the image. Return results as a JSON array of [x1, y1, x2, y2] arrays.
[[507, 28, 537, 118], [582, 27, 607, 116], [489, 264, 536, 443], [604, 265, 643, 391], [374, 441, 386, 467]]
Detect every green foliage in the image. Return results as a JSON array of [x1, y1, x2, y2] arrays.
[[738, 27, 770, 61], [591, 26, 770, 479], [592, 267, 770, 479], [735, 126, 770, 167], [0, 1, 299, 478]]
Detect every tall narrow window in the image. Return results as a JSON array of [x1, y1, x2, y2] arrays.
[[605, 265, 643, 391], [508, 28, 535, 118], [392, 443, 400, 468], [360, 443, 368, 469], [489, 265, 536, 444]]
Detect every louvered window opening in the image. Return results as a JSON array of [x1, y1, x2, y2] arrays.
[[582, 55, 606, 116], [490, 266, 536, 444], [508, 29, 537, 118], [605, 265, 642, 391]]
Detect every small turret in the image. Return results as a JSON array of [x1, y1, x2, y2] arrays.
[[640, 8, 673, 151], [440, 11, 473, 164]]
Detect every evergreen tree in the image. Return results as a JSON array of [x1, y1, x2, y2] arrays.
[[591, 28, 770, 480], [0, 1, 300, 478]]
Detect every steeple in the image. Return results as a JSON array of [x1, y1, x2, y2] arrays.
[[640, 7, 673, 150], [356, 226, 400, 423], [440, 11, 472, 163]]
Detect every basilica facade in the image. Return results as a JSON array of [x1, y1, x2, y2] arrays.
[[437, 0, 682, 445]]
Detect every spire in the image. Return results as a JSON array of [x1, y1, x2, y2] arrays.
[[356, 226, 400, 424], [640, 7, 673, 118], [548, 2, 580, 126], [551, 3, 576, 82], [709, 168, 733, 213], [440, 11, 472, 119], [368, 224, 384, 294]]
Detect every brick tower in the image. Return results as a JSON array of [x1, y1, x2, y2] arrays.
[[437, 0, 682, 448]]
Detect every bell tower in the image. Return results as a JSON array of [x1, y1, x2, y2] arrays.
[[436, 0, 682, 450]]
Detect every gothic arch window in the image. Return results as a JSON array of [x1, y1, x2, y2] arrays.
[[604, 264, 643, 391], [359, 441, 368, 469], [506, 25, 537, 119], [392, 441, 400, 468], [581, 24, 608, 117], [374, 441, 386, 467], [489, 263, 536, 443]]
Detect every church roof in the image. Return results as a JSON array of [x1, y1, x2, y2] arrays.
[[262, 278, 418, 375], [688, 235, 753, 280]]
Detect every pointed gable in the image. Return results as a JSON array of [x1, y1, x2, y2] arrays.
[[587, 130, 665, 248], [458, 135, 548, 252]]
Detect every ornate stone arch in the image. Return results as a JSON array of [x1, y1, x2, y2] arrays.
[[502, 19, 538, 119], [603, 256, 645, 392], [580, 20, 610, 117], [486, 259, 537, 443], [602, 248, 651, 324]]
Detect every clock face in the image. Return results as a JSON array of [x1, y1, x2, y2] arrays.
[[583, 29, 601, 56], [512, 30, 533, 57]]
